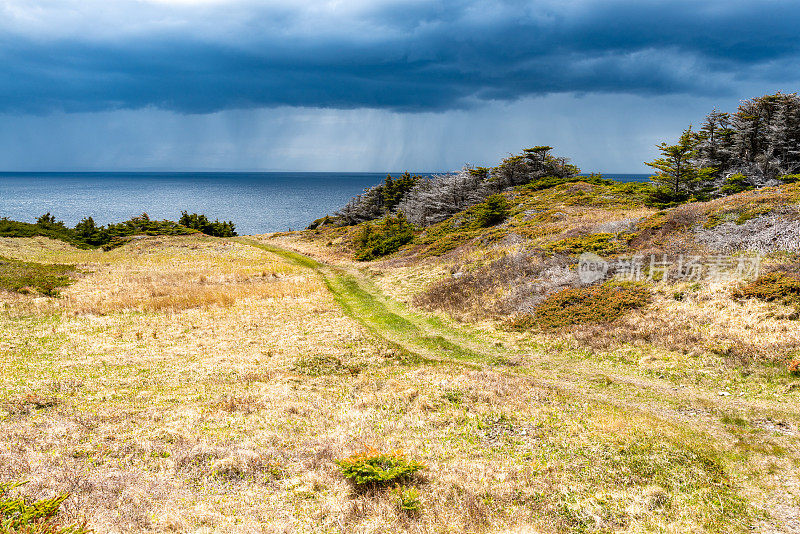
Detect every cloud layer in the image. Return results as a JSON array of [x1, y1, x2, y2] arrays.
[[2, 0, 799, 114]]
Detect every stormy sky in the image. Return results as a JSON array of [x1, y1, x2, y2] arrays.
[[1, 0, 797, 172]]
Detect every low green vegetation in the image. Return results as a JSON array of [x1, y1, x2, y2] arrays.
[[472, 194, 509, 227], [734, 271, 800, 310], [354, 214, 415, 261], [336, 449, 425, 488], [391, 486, 422, 515], [529, 282, 651, 330], [1, 212, 238, 249], [0, 256, 74, 296], [178, 212, 237, 237], [545, 232, 624, 255], [0, 481, 88, 534]]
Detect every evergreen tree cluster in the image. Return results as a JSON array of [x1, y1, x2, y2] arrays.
[[178, 212, 238, 237], [334, 147, 579, 228], [1, 211, 237, 248], [647, 92, 800, 199], [335, 172, 422, 226]]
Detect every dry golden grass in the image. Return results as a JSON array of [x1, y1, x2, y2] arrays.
[[1, 232, 796, 533]]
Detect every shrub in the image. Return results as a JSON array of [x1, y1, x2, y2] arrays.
[[0, 481, 88, 534], [472, 194, 509, 227], [643, 186, 692, 208], [733, 272, 800, 309], [335, 448, 425, 487], [178, 212, 237, 237], [545, 233, 623, 255], [720, 173, 755, 195], [0, 256, 74, 296], [533, 282, 651, 330], [392, 486, 422, 515], [1, 212, 238, 249], [0, 217, 87, 249], [518, 174, 611, 192], [354, 214, 415, 261]]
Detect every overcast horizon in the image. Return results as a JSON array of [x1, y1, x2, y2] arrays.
[[1, 1, 798, 173]]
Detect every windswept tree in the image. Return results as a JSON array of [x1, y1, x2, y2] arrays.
[[335, 172, 422, 225], [658, 92, 800, 196], [334, 146, 579, 228], [645, 127, 709, 195]]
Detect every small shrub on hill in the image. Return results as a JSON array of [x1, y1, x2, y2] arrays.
[[0, 481, 88, 534], [392, 486, 422, 515], [546, 233, 624, 255], [531, 282, 651, 330], [0, 216, 88, 248], [472, 194, 509, 227], [354, 214, 415, 261], [335, 448, 425, 488], [733, 272, 800, 310], [518, 174, 611, 192], [643, 186, 692, 208]]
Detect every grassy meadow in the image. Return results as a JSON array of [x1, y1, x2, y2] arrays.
[[1, 182, 800, 533]]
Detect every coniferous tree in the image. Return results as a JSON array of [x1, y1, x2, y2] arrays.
[[645, 127, 706, 195]]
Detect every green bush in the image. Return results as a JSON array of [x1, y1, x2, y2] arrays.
[[0, 256, 74, 296], [472, 194, 509, 227], [178, 212, 237, 237], [519, 174, 612, 192], [0, 217, 88, 249], [392, 486, 422, 515], [532, 282, 651, 330], [354, 214, 415, 261], [1, 211, 238, 249], [720, 173, 755, 195], [643, 186, 692, 208], [335, 448, 425, 487], [0, 481, 88, 534], [545, 233, 623, 255]]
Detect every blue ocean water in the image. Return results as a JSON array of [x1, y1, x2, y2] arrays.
[[0, 172, 650, 235]]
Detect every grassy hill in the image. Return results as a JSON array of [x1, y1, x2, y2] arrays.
[[1, 182, 799, 532]]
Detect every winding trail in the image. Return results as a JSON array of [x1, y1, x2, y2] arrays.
[[238, 237, 800, 533]]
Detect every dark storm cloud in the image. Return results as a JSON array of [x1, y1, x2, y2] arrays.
[[1, 0, 798, 114]]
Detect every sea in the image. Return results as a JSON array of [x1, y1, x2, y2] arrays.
[[0, 172, 650, 235]]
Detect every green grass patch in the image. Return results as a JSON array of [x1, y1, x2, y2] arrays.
[[0, 256, 74, 296]]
